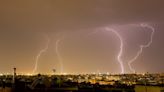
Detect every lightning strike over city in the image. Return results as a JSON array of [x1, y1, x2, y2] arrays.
[[128, 24, 155, 73], [32, 35, 50, 74], [55, 39, 64, 74], [0, 1, 164, 91], [88, 28, 124, 73]]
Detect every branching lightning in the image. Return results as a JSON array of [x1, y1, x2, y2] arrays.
[[128, 24, 155, 73], [26, 23, 155, 75], [88, 24, 155, 74], [32, 35, 50, 74], [88, 28, 125, 74]]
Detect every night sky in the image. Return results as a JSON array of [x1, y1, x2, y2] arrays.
[[0, 0, 164, 74]]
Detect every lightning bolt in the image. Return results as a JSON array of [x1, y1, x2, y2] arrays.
[[53, 23, 154, 74], [55, 39, 64, 74], [105, 28, 124, 74], [88, 27, 125, 74], [32, 35, 50, 74], [128, 24, 155, 73]]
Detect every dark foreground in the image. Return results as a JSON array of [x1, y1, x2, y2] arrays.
[[0, 73, 164, 92]]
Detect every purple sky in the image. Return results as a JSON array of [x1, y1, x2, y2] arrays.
[[0, 0, 164, 74]]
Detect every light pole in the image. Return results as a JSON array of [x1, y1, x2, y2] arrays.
[[13, 67, 16, 84]]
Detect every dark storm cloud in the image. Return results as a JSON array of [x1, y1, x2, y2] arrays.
[[0, 0, 163, 32]]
